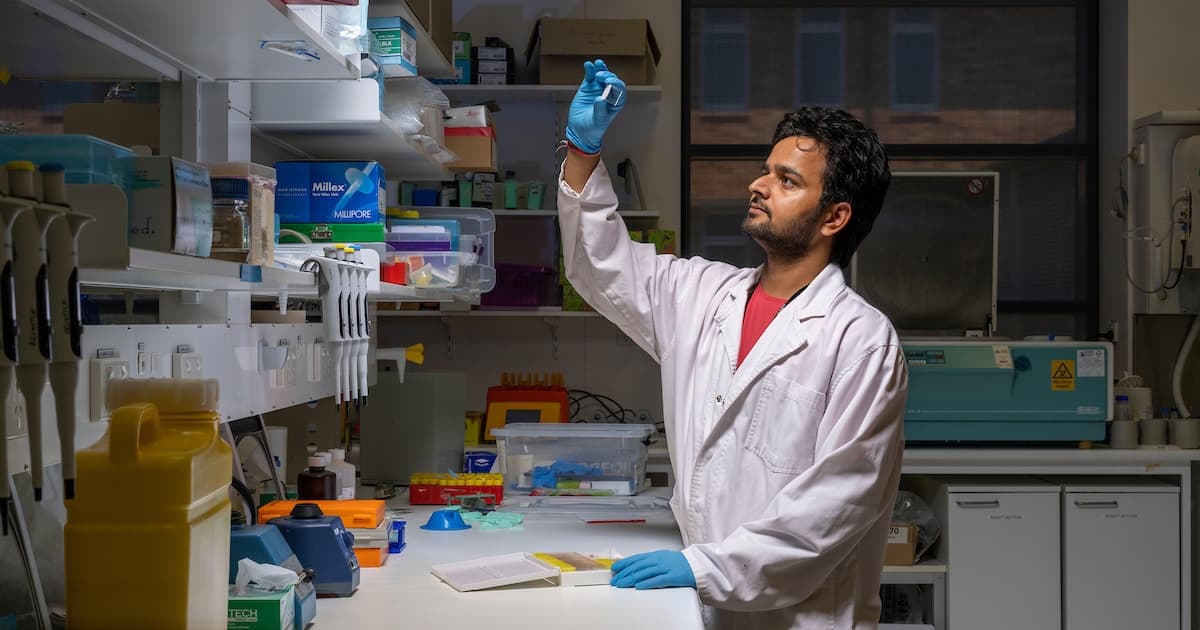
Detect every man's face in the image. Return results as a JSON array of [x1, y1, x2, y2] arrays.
[[744, 136, 828, 261]]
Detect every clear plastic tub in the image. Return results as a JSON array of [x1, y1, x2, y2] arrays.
[[389, 251, 477, 288], [385, 230, 451, 252], [491, 423, 654, 496], [0, 134, 135, 189], [385, 207, 496, 293]]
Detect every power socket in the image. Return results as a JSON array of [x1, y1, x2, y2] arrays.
[[172, 352, 203, 379], [89, 357, 130, 421]]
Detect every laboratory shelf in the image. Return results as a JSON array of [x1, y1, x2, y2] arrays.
[[490, 209, 660, 218], [252, 80, 452, 182], [375, 308, 602, 318], [79, 247, 317, 296], [881, 560, 946, 574], [0, 0, 179, 81], [439, 84, 663, 104], [55, 0, 358, 81]]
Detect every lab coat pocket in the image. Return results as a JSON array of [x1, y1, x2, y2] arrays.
[[744, 374, 825, 474]]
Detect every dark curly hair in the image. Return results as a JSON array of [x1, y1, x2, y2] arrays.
[[771, 108, 890, 268]]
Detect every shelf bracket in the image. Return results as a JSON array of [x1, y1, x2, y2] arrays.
[[438, 316, 454, 360], [541, 317, 561, 360]]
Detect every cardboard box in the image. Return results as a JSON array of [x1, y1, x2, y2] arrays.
[[368, 16, 418, 77], [474, 73, 510, 85], [64, 102, 160, 154], [452, 32, 472, 60], [475, 59, 510, 75], [227, 585, 295, 630], [444, 126, 497, 173], [405, 0, 453, 63], [274, 160, 385, 224], [525, 18, 661, 85], [884, 523, 916, 566], [128, 156, 213, 257]]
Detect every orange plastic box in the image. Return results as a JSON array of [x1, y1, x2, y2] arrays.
[[258, 499, 385, 529]]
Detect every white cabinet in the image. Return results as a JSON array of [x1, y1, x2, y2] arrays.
[[1060, 479, 1179, 630], [923, 478, 1061, 630]]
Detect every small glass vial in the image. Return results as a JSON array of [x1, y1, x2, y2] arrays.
[[1114, 395, 1132, 422], [210, 177, 251, 261]]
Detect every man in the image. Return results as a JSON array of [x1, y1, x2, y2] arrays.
[[558, 59, 908, 629]]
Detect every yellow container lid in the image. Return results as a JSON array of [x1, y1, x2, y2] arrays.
[[107, 378, 220, 414]]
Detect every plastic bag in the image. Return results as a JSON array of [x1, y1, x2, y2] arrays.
[[892, 491, 941, 563], [234, 558, 301, 595]]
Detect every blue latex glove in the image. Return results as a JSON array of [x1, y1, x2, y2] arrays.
[[610, 550, 696, 590], [565, 58, 627, 154]]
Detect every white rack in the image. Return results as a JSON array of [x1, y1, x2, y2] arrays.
[[252, 80, 452, 182], [376, 308, 600, 318], [80, 247, 318, 296], [489, 209, 660, 219]]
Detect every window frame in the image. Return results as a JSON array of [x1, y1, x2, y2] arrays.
[[889, 8, 940, 112], [794, 8, 847, 108], [682, 0, 1100, 338]]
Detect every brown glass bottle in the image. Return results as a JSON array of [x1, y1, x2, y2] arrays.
[[297, 456, 337, 500]]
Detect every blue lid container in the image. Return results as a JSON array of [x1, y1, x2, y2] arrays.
[[270, 503, 360, 597], [0, 134, 135, 190]]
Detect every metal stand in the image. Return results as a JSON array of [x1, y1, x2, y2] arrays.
[[6, 475, 51, 630], [227, 415, 287, 501]]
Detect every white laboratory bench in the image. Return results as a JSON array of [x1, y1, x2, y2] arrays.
[[317, 447, 1200, 630], [310, 491, 703, 630]]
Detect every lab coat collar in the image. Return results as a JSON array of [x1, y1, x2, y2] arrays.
[[713, 262, 846, 328]]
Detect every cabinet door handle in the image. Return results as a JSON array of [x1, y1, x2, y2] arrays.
[[955, 499, 1000, 508], [1074, 500, 1119, 509]]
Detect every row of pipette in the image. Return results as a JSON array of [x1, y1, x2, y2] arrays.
[[0, 161, 93, 534], [302, 244, 371, 409]]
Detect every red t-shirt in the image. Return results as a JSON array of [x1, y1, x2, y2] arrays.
[[737, 284, 789, 368]]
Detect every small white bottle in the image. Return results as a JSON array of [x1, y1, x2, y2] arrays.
[[328, 448, 356, 500]]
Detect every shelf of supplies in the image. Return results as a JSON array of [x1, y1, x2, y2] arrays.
[[252, 80, 451, 182], [489, 209, 660, 219], [0, 0, 179, 80], [881, 561, 946, 575], [79, 248, 317, 295], [438, 84, 662, 104], [372, 2, 454, 79], [55, 0, 358, 81], [376, 309, 601, 318]]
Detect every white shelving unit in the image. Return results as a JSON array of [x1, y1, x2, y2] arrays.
[[0, 0, 179, 80], [489, 209, 660, 219], [52, 0, 359, 80], [252, 79, 452, 182], [376, 308, 601, 318], [439, 84, 662, 104], [80, 247, 317, 296]]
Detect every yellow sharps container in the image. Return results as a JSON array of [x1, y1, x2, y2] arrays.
[[66, 378, 231, 629]]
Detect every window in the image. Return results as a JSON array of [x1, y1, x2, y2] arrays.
[[685, 1, 1098, 338], [698, 9, 749, 110], [796, 9, 845, 107], [891, 9, 939, 111]]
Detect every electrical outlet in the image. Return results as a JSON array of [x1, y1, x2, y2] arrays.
[[136, 351, 149, 376], [172, 351, 203, 379], [89, 357, 129, 421]]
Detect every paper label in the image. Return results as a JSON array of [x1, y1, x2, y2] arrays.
[[1077, 349, 1105, 377], [887, 525, 910, 544], [992, 345, 1013, 369]]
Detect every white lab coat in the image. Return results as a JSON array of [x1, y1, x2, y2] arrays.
[[558, 162, 908, 629]]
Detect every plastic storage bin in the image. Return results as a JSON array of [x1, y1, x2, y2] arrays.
[[0, 134, 135, 189], [390, 251, 477, 288], [258, 499, 385, 529], [492, 423, 655, 495], [480, 263, 559, 308], [385, 230, 452, 252], [384, 207, 495, 293]]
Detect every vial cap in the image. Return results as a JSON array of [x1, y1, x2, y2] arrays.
[[211, 177, 250, 200], [307, 456, 326, 468]]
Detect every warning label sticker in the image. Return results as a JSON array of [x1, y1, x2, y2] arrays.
[[1051, 360, 1075, 392]]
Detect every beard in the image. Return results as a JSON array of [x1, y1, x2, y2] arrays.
[[742, 203, 823, 262]]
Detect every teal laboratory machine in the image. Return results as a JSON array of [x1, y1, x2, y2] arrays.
[[902, 341, 1113, 442]]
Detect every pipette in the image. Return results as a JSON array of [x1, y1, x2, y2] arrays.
[[0, 165, 32, 533], [340, 246, 359, 406], [41, 164, 94, 499], [354, 246, 369, 406], [7, 162, 62, 501]]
